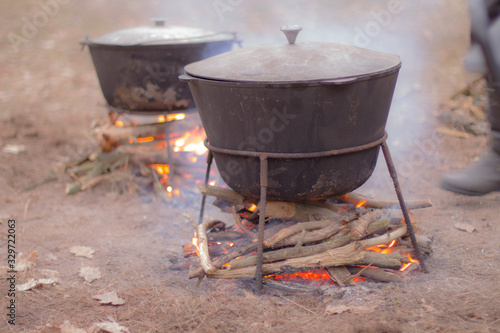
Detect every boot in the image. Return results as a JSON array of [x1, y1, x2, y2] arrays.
[[441, 82, 500, 196]]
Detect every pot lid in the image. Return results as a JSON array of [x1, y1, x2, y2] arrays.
[[184, 25, 401, 83], [88, 18, 237, 46]]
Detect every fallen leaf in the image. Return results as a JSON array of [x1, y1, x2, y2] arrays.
[[17, 277, 59, 291], [324, 304, 351, 315], [2, 143, 26, 154], [454, 222, 476, 233], [92, 291, 125, 306], [79, 266, 101, 283], [60, 320, 87, 333], [15, 251, 39, 272], [88, 322, 130, 333], [70, 246, 95, 259]]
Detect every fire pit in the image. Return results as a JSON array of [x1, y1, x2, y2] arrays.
[[183, 187, 432, 294], [180, 26, 429, 293]]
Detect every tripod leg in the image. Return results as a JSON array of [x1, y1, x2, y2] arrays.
[[198, 151, 213, 225], [255, 156, 268, 295], [381, 142, 429, 273]]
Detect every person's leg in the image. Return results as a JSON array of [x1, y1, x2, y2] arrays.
[[441, 81, 500, 195]]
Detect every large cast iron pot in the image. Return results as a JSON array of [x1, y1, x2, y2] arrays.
[[83, 19, 238, 112], [181, 26, 401, 201]]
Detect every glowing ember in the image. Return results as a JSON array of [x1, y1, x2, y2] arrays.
[[151, 164, 170, 175], [137, 136, 155, 144], [115, 120, 125, 127], [266, 269, 365, 285], [209, 180, 216, 186]]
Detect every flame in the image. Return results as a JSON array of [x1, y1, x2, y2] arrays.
[[365, 239, 398, 254], [400, 253, 419, 272], [170, 126, 208, 155], [192, 236, 199, 256], [209, 180, 216, 186], [151, 164, 170, 175], [355, 200, 367, 208], [115, 120, 125, 127], [166, 113, 186, 122], [248, 204, 258, 212]]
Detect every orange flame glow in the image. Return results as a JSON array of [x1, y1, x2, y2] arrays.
[[137, 136, 155, 144], [248, 204, 258, 212], [355, 200, 367, 208], [151, 164, 170, 175], [265, 269, 365, 285], [400, 253, 419, 271], [166, 113, 186, 122], [171, 126, 208, 155], [192, 236, 199, 256]]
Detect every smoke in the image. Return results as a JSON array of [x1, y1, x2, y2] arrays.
[[144, 0, 469, 194]]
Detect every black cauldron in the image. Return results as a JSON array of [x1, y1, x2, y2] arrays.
[[83, 19, 238, 112], [181, 26, 401, 201]]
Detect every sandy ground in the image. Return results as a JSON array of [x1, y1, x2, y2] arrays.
[[1, 0, 499, 332]]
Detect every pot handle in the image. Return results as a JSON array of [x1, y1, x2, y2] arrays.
[[178, 74, 198, 82], [79, 35, 90, 51], [320, 77, 358, 85]]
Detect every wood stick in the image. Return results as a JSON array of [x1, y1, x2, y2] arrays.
[[188, 242, 258, 279], [365, 218, 391, 236], [65, 150, 126, 195], [351, 210, 387, 240], [295, 229, 307, 248], [272, 222, 343, 248], [199, 185, 257, 204], [264, 209, 364, 248], [231, 206, 257, 240], [326, 266, 354, 287], [271, 210, 365, 248], [305, 200, 342, 213], [229, 229, 351, 270], [263, 201, 341, 220], [96, 122, 167, 142], [182, 213, 198, 231], [264, 220, 340, 248], [346, 266, 403, 282], [208, 243, 364, 279], [336, 192, 432, 210], [357, 251, 409, 269], [358, 225, 408, 249], [197, 221, 218, 274]]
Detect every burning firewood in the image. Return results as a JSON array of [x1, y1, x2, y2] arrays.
[[185, 192, 420, 288], [197, 220, 226, 274], [336, 192, 432, 210]]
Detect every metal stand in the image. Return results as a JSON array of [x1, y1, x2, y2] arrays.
[[198, 132, 428, 294]]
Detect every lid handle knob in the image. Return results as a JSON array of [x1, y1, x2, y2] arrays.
[[151, 18, 167, 27], [280, 25, 302, 44]]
